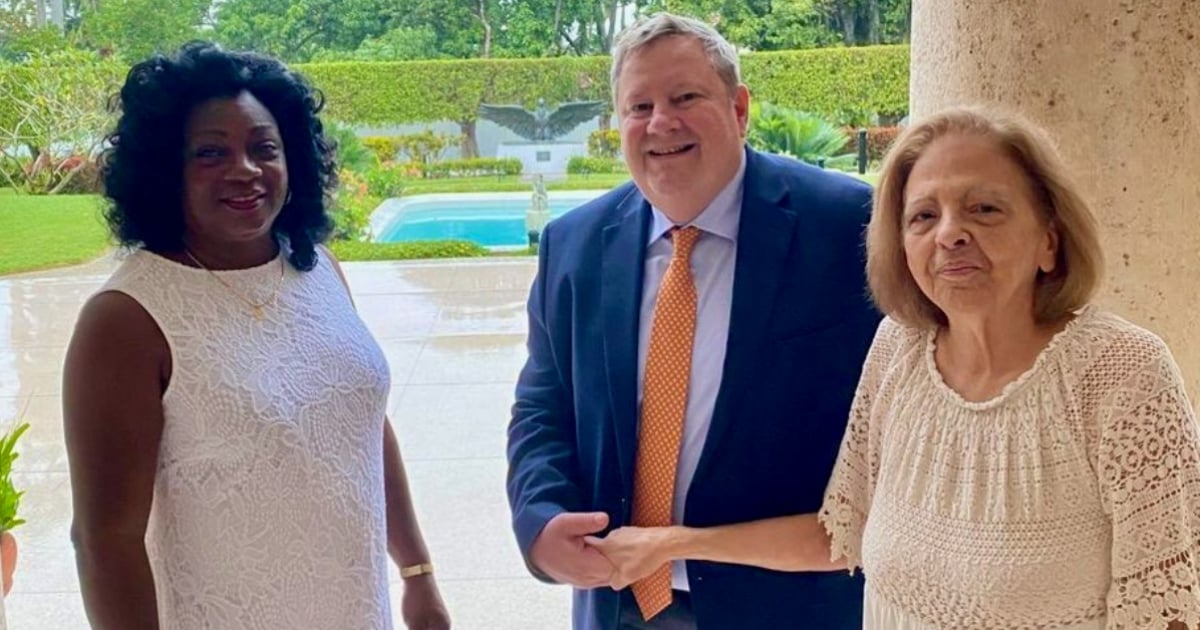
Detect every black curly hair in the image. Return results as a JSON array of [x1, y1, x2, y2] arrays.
[[101, 41, 337, 271]]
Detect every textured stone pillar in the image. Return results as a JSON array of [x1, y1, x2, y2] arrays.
[[910, 0, 1200, 404]]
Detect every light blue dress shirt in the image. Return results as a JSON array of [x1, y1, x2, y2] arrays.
[[637, 153, 746, 591]]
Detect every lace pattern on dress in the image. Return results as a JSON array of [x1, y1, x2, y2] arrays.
[[100, 248, 394, 630], [818, 310, 1200, 629]]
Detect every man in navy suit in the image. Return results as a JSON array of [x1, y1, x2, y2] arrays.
[[506, 13, 880, 630]]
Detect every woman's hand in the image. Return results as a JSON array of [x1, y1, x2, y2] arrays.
[[401, 575, 451, 630], [585, 526, 678, 590]]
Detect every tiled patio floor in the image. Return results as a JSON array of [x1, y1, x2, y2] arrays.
[[0, 255, 573, 629]]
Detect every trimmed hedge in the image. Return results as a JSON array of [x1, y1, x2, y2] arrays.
[[568, 156, 626, 175], [299, 59, 497, 126], [328, 239, 489, 260], [742, 47, 909, 122], [296, 45, 908, 126], [421, 157, 521, 178], [2, 46, 908, 135], [3, 46, 907, 143]]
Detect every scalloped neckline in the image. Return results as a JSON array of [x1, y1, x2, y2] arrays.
[[923, 306, 1094, 411]]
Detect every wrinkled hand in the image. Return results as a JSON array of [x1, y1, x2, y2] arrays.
[[529, 512, 614, 588], [585, 526, 675, 590], [401, 575, 451, 630]]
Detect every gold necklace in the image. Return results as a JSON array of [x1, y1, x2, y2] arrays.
[[184, 249, 286, 321]]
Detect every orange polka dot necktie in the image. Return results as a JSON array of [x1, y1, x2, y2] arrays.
[[630, 225, 701, 621]]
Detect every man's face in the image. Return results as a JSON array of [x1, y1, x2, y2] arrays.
[[616, 35, 749, 223]]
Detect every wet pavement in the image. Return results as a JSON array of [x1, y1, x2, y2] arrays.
[[0, 255, 573, 629]]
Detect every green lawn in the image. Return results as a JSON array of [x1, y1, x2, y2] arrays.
[[852, 172, 880, 186], [0, 169, 880, 274], [0, 192, 110, 276]]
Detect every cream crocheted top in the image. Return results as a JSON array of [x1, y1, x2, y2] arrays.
[[819, 307, 1200, 630]]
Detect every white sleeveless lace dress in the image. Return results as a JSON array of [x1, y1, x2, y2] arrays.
[[820, 307, 1200, 630], [100, 247, 392, 630]]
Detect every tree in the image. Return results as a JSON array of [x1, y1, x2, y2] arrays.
[[818, 0, 910, 46], [641, 0, 824, 50], [0, 24, 72, 61], [550, 0, 628, 56], [76, 0, 207, 62], [388, 0, 492, 59], [310, 26, 444, 62], [879, 0, 911, 43], [641, 0, 909, 50], [491, 2, 559, 57], [0, 0, 41, 35], [761, 0, 842, 50], [0, 0, 58, 30], [213, 0, 403, 62], [387, 0, 648, 60], [0, 0, 69, 60]]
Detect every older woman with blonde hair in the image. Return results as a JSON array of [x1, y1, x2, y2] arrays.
[[819, 106, 1200, 629]]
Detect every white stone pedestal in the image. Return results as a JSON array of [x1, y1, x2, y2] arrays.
[[496, 142, 586, 180]]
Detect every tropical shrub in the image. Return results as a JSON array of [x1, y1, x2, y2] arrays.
[[747, 103, 855, 169], [587, 129, 621, 159], [0, 422, 30, 532]]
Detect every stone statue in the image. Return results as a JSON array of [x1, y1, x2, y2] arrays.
[[532, 173, 548, 204], [526, 174, 552, 248], [478, 98, 606, 142]]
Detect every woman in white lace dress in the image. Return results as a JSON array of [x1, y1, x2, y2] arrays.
[[62, 43, 450, 630], [816, 107, 1200, 629]]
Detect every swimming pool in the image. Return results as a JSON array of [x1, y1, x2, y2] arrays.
[[370, 190, 611, 248]]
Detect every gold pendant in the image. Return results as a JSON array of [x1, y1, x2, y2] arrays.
[[252, 305, 265, 321]]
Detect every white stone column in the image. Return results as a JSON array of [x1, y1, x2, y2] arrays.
[[910, 0, 1200, 404]]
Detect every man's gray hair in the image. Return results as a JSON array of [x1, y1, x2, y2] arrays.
[[610, 13, 741, 101]]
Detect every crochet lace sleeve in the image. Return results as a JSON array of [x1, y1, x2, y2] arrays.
[[818, 317, 904, 572], [1097, 335, 1200, 630]]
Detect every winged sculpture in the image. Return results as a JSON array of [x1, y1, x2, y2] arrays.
[[478, 98, 607, 142]]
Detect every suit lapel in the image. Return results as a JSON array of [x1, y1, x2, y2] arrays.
[[601, 189, 650, 497], [694, 149, 797, 483]]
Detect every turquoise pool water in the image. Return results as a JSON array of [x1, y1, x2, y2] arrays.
[[371, 191, 609, 248]]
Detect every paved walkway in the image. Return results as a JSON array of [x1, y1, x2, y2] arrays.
[[0, 255, 573, 629]]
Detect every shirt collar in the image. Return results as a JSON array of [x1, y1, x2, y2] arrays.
[[647, 151, 746, 246]]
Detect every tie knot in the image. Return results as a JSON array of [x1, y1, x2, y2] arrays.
[[669, 226, 701, 261]]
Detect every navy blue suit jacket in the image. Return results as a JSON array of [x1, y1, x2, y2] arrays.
[[507, 148, 881, 629]]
